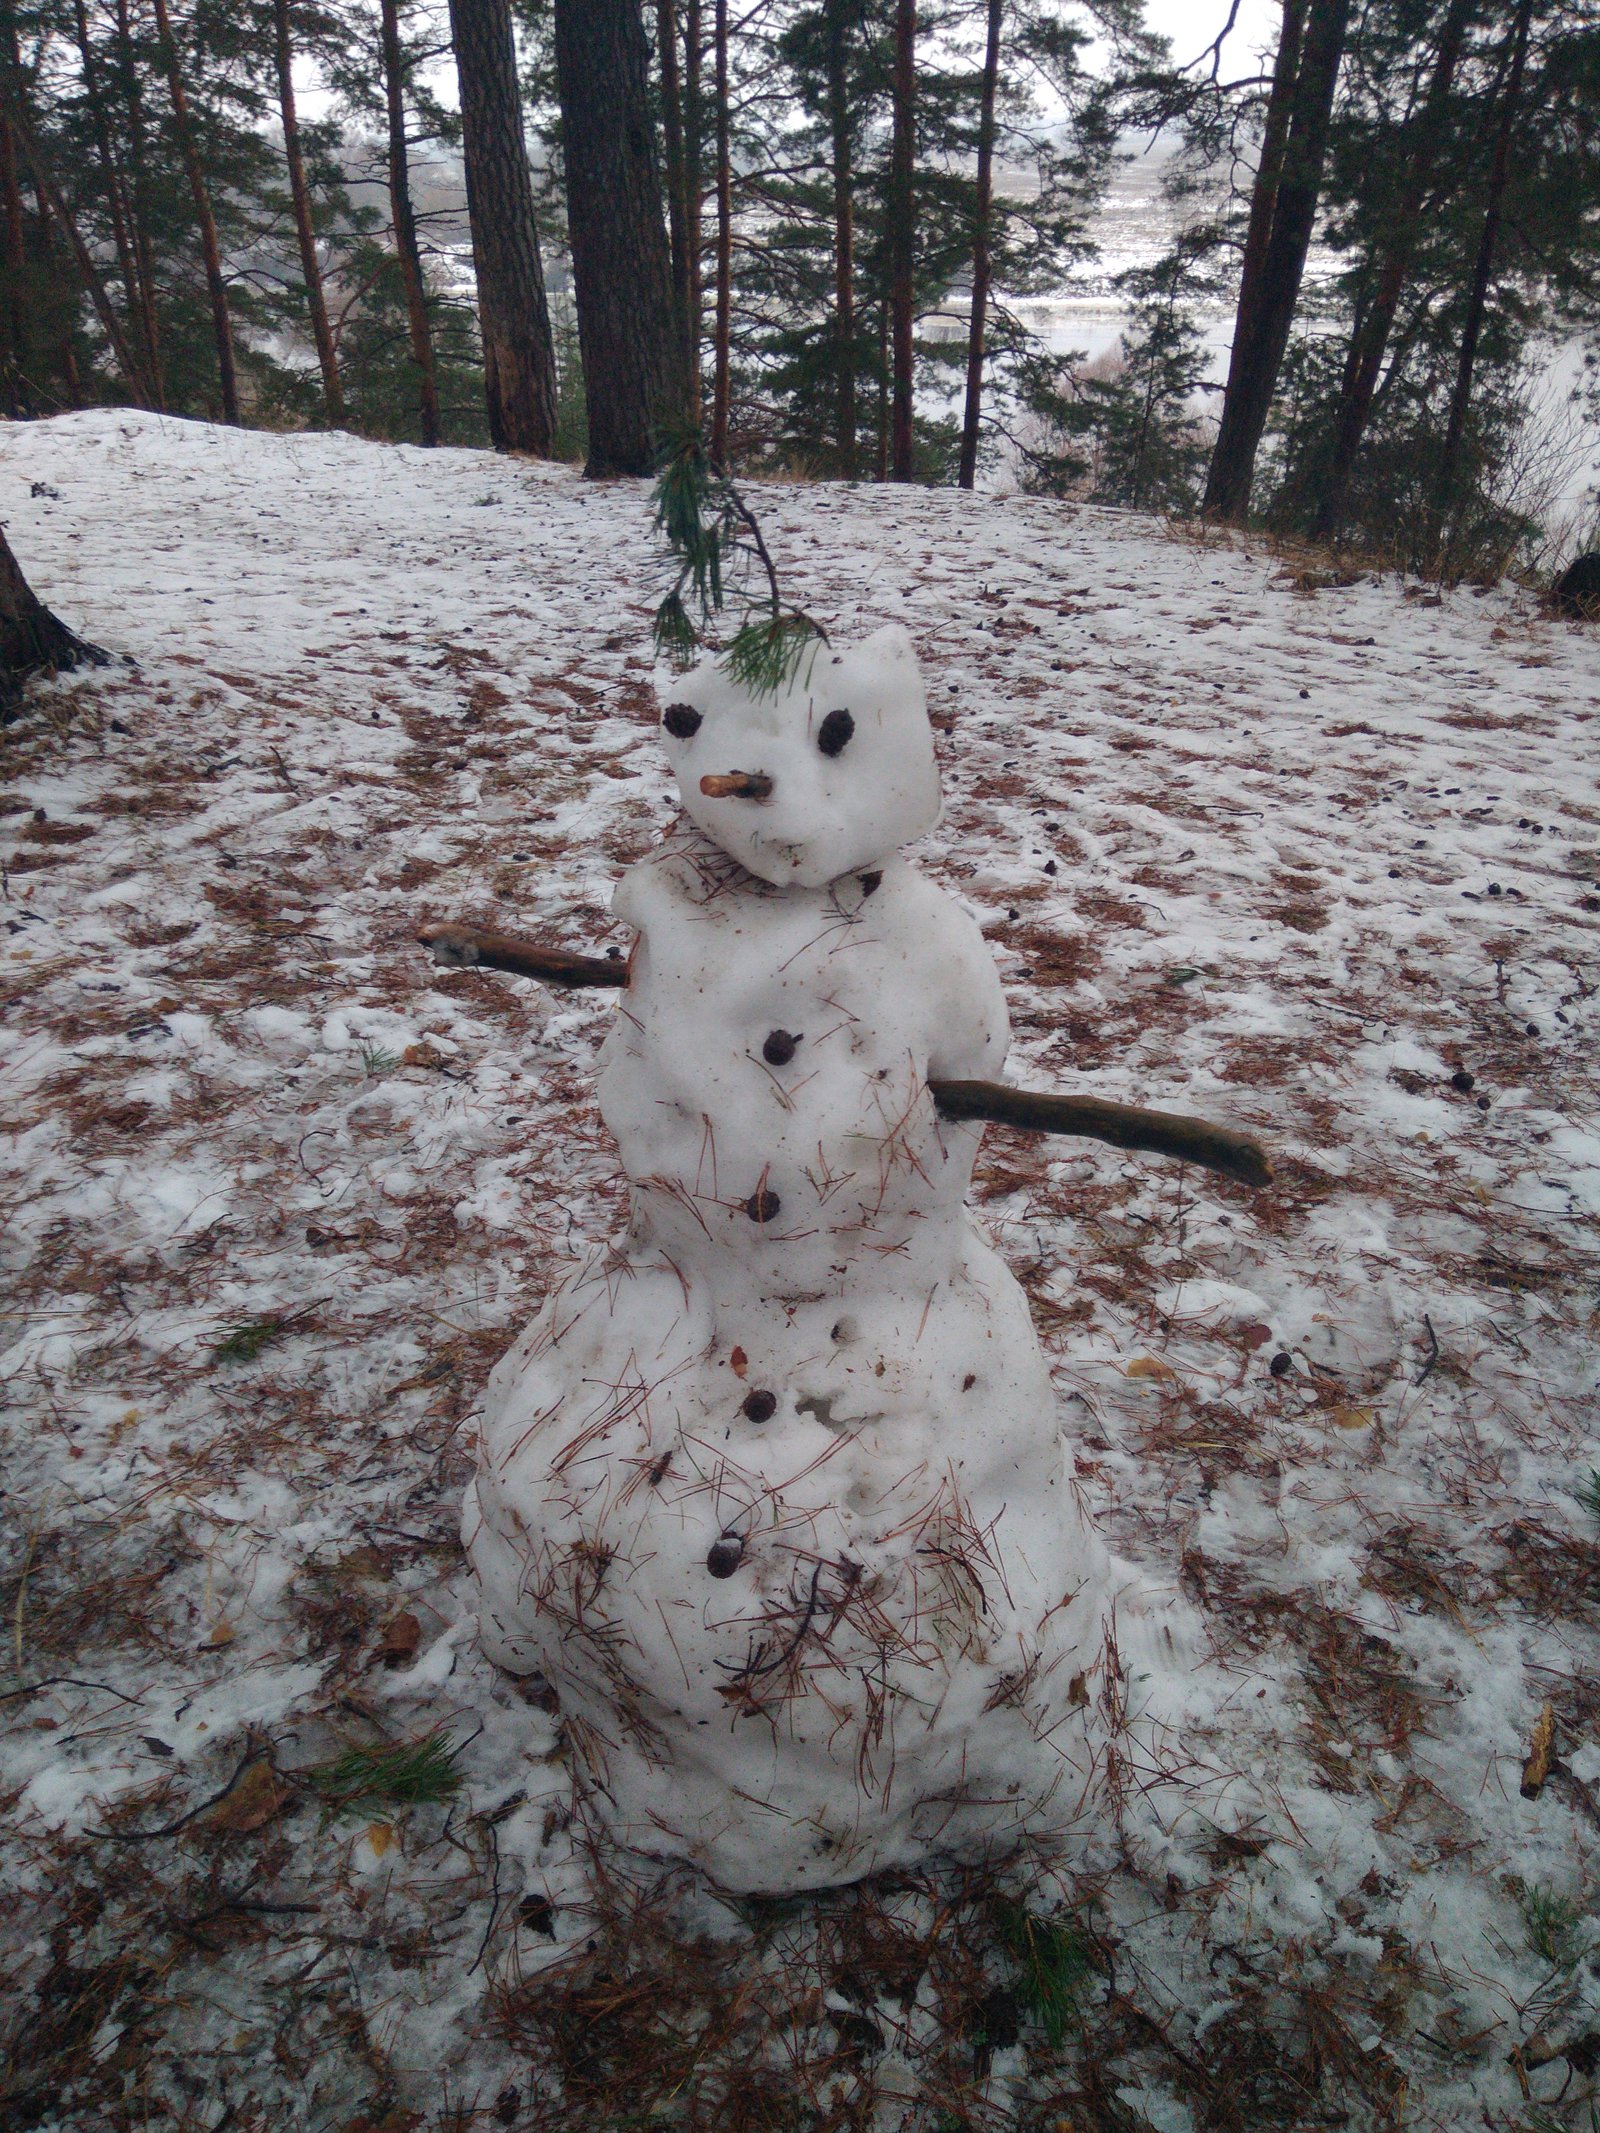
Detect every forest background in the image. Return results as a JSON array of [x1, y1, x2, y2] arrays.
[[2, 0, 1599, 609]]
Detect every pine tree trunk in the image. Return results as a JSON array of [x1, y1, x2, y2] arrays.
[[1202, 0, 1349, 523], [27, 161, 84, 406], [150, 0, 239, 422], [891, 0, 913, 482], [683, 0, 703, 421], [553, 0, 684, 477], [875, 298, 889, 479], [71, 0, 146, 382], [379, 0, 441, 446], [448, 0, 558, 454], [888, 0, 915, 480], [708, 0, 731, 465], [657, 0, 694, 389], [0, 524, 105, 709], [0, 103, 26, 416], [115, 0, 167, 409], [1311, 0, 1470, 539], [0, 21, 30, 414], [1433, 0, 1533, 551], [957, 0, 1001, 491], [273, 0, 343, 423], [3, 87, 149, 399], [825, 0, 854, 476], [1227, 0, 1306, 395]]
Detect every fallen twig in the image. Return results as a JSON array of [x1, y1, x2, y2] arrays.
[[1414, 1312, 1440, 1385], [98, 1744, 274, 1842], [0, 1674, 146, 1706]]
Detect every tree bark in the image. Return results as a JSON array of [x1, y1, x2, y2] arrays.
[[150, 0, 239, 422], [956, 0, 1001, 491], [448, 0, 558, 454], [1434, 0, 1533, 549], [683, 0, 702, 420], [656, 0, 694, 390], [2, 89, 149, 399], [554, 0, 684, 477], [0, 101, 26, 415], [71, 0, 146, 382], [1227, 0, 1306, 401], [1202, 0, 1349, 523], [825, 0, 854, 475], [708, 0, 731, 464], [115, 0, 167, 408], [379, 0, 441, 446], [1311, 0, 1471, 539], [888, 0, 915, 480], [0, 524, 106, 709], [273, 0, 343, 423]]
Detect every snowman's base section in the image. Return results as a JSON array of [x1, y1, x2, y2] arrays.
[[472, 1487, 1110, 1893], [466, 1236, 1112, 1895]]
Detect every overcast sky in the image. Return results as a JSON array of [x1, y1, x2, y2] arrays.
[[1137, 0, 1282, 71]]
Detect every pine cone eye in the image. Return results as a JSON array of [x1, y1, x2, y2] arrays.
[[817, 708, 854, 757], [662, 703, 702, 740]]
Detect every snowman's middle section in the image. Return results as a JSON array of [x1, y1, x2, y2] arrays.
[[601, 825, 1009, 1300]]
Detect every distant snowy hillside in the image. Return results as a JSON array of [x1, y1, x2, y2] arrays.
[[2, 410, 1598, 2132]]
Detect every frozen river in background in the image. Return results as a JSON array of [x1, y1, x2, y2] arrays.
[[405, 136, 1598, 543], [995, 149, 1599, 541]]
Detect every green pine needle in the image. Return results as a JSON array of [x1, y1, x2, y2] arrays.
[[724, 613, 825, 696], [649, 425, 824, 693], [306, 1731, 465, 1815], [212, 1320, 284, 1364], [993, 1902, 1095, 2046], [653, 588, 702, 670], [1521, 1885, 1592, 1971]]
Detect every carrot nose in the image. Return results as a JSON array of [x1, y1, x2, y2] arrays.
[[699, 772, 774, 800]]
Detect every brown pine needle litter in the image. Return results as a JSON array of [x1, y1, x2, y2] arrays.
[[4, 416, 1600, 2129]]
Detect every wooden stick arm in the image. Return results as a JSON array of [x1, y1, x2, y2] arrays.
[[418, 922, 629, 990], [928, 1078, 1272, 1188], [414, 934, 1268, 1184]]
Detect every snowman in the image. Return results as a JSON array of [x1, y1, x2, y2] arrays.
[[428, 626, 1264, 1895]]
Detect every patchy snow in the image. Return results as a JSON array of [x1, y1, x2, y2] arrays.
[[2, 407, 1598, 2129]]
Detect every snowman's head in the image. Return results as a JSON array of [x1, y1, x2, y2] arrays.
[[656, 624, 941, 889]]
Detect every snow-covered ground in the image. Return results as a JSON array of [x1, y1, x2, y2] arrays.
[[2, 408, 1598, 2131]]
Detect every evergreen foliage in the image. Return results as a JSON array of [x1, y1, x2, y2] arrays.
[[652, 421, 825, 692], [0, 0, 1594, 577], [305, 1730, 467, 1812], [1018, 232, 1217, 510], [1131, 0, 1600, 571]]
